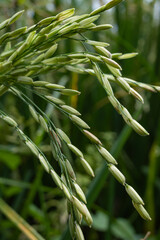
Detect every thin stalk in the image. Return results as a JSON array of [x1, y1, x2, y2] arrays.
[[105, 178, 115, 240], [21, 166, 44, 218], [0, 198, 45, 240], [60, 109, 142, 240], [145, 113, 160, 232], [86, 109, 138, 208]]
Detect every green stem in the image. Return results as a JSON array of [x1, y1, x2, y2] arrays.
[[21, 166, 44, 218], [105, 178, 115, 240], [0, 198, 45, 240]]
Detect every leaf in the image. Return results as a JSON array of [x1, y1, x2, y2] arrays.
[[92, 211, 109, 231], [0, 151, 21, 170], [111, 218, 136, 240], [28, 204, 45, 222], [5, 187, 21, 197]]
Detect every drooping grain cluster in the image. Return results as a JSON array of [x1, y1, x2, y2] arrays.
[[0, 0, 158, 239]]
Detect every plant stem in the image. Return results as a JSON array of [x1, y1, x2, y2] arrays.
[[0, 198, 45, 240]]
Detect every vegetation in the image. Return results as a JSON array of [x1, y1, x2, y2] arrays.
[[0, 0, 160, 239]]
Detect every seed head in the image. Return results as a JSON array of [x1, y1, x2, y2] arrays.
[[108, 164, 126, 185], [70, 115, 90, 129], [98, 146, 117, 165], [38, 154, 50, 173], [68, 144, 84, 158], [57, 128, 71, 144], [51, 169, 62, 189], [80, 158, 95, 177], [75, 222, 85, 240], [83, 130, 102, 145], [3, 116, 18, 127], [132, 202, 151, 221], [125, 184, 144, 205]]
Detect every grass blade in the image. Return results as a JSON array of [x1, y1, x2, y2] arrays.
[[0, 198, 45, 240]]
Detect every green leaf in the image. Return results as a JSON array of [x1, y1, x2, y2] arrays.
[[28, 204, 45, 222], [92, 212, 109, 231], [111, 218, 136, 240], [0, 151, 21, 170], [5, 187, 21, 197]]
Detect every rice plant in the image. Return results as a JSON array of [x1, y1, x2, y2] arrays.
[[0, 0, 159, 239]]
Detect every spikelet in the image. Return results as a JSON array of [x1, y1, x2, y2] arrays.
[[108, 164, 126, 185], [80, 158, 95, 177], [70, 115, 90, 129]]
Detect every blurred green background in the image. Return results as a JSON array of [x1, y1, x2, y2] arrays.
[[0, 0, 160, 239]]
